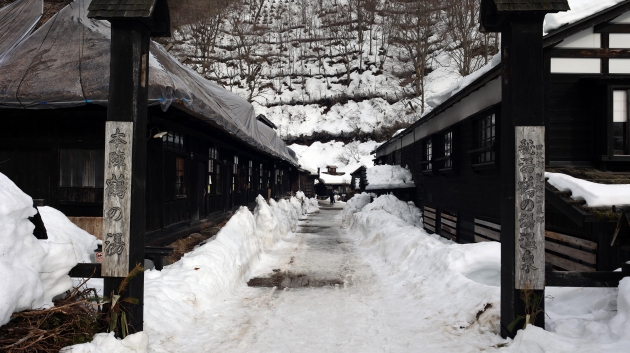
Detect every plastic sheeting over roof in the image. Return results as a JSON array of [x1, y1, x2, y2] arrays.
[[0, 0, 298, 166], [0, 0, 42, 61]]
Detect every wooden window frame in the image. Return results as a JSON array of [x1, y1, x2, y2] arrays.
[[175, 157, 186, 198], [611, 87, 630, 156], [59, 149, 105, 188], [435, 130, 454, 173], [469, 110, 498, 170], [421, 137, 434, 175]]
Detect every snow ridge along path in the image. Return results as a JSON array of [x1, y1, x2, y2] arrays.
[[146, 199, 503, 353]]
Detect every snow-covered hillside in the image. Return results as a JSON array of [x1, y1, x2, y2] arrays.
[[165, 0, 496, 142]]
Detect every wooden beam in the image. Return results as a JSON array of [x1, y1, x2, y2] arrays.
[[545, 187, 586, 226], [550, 48, 630, 58], [441, 213, 457, 221], [441, 218, 456, 228], [545, 240, 597, 264], [475, 218, 501, 230], [546, 271, 627, 287], [545, 230, 598, 250], [424, 224, 435, 233], [424, 218, 436, 226], [545, 252, 596, 272], [475, 225, 501, 241], [594, 23, 630, 33], [474, 235, 494, 243]]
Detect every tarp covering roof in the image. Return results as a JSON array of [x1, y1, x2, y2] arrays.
[[0, 0, 298, 166], [0, 0, 41, 61]]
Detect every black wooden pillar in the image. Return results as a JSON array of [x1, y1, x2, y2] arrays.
[[479, 0, 570, 339], [104, 21, 150, 333], [500, 14, 546, 338], [88, 0, 171, 335]]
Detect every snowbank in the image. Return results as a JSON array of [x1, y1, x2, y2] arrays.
[[544, 0, 626, 34], [365, 165, 415, 190], [140, 195, 313, 349], [60, 332, 148, 353], [545, 172, 630, 207], [506, 278, 630, 352], [0, 173, 95, 326], [344, 193, 630, 352], [342, 194, 502, 336]]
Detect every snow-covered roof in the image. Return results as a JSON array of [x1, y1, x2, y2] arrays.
[[377, 0, 630, 154], [365, 165, 415, 191], [546, 172, 630, 207], [0, 0, 298, 166], [319, 173, 350, 185]]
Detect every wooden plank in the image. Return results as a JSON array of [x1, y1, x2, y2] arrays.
[[545, 241, 596, 264], [545, 230, 597, 250], [475, 235, 494, 243], [424, 210, 436, 219], [545, 252, 596, 272], [549, 48, 630, 58], [424, 206, 436, 212], [441, 213, 457, 221], [594, 23, 630, 33], [475, 225, 501, 241], [475, 218, 501, 230], [515, 126, 545, 290], [424, 224, 435, 232], [441, 224, 457, 235], [442, 218, 457, 228], [440, 231, 456, 241], [102, 121, 133, 277], [546, 271, 626, 287], [424, 218, 436, 226]]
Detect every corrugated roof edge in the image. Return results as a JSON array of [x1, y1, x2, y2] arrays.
[[374, 0, 630, 154]]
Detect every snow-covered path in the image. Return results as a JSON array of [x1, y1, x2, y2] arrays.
[[148, 201, 501, 353]]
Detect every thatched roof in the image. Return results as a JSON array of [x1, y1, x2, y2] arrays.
[[494, 0, 570, 12]]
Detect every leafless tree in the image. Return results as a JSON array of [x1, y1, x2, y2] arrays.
[[443, 0, 498, 76], [389, 0, 443, 113]]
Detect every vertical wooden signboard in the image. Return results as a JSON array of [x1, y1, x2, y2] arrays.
[[102, 122, 134, 277], [515, 126, 545, 290]]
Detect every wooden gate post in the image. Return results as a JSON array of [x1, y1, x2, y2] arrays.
[[88, 0, 170, 335], [479, 0, 569, 338]]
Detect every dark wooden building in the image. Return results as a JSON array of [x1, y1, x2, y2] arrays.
[[0, 0, 303, 244], [374, 1, 630, 271]]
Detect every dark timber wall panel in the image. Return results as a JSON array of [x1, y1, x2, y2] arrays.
[[411, 117, 502, 243], [547, 75, 594, 163]]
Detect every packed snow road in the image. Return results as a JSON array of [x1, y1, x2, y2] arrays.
[[148, 200, 500, 353]]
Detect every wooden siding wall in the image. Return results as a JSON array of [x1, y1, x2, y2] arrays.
[[0, 108, 296, 245], [410, 115, 502, 244]]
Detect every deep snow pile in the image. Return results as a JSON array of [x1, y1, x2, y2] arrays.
[[65, 193, 317, 352], [544, 0, 626, 34], [0, 172, 98, 327], [342, 193, 502, 335], [546, 172, 630, 207], [142, 195, 308, 345], [365, 165, 415, 190], [343, 193, 630, 352]]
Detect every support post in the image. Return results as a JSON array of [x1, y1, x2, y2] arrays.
[[500, 14, 547, 338], [102, 20, 150, 333], [88, 0, 170, 335]]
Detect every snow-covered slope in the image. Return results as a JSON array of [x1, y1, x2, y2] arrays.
[[167, 0, 490, 141]]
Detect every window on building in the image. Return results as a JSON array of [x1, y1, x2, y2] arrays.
[[440, 131, 453, 169], [476, 113, 496, 163], [395, 150, 402, 166], [163, 132, 185, 152], [59, 149, 105, 187], [175, 157, 186, 197], [259, 164, 264, 190], [207, 147, 221, 195], [614, 90, 629, 155], [232, 155, 238, 191], [422, 139, 432, 172], [248, 160, 253, 189]]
